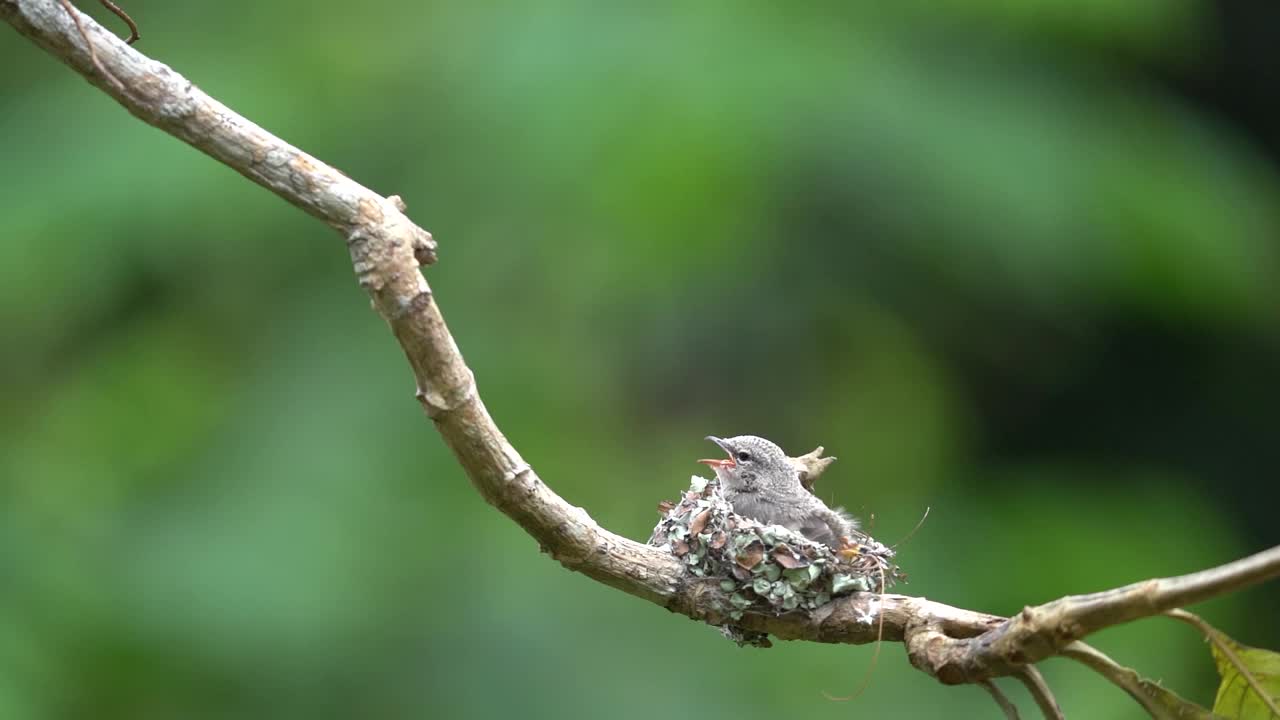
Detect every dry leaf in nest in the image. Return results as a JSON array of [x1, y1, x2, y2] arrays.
[[736, 541, 766, 570], [689, 509, 712, 536], [771, 546, 807, 569]]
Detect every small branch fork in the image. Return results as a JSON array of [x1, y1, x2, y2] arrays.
[[3, 2, 1277, 717]]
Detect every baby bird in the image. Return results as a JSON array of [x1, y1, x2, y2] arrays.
[[698, 435, 857, 549]]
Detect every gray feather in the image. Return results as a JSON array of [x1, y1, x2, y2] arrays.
[[706, 435, 858, 549]]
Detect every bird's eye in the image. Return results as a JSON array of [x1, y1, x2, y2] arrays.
[[736, 451, 751, 462]]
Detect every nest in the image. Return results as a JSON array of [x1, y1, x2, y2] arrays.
[[649, 475, 903, 641]]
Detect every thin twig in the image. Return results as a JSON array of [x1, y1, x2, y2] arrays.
[[1013, 666, 1064, 720], [1059, 642, 1215, 720], [98, 0, 137, 44], [1166, 608, 1280, 719], [891, 506, 930, 550], [979, 680, 1021, 720]]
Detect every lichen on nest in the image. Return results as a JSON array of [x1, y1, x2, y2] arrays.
[[649, 475, 903, 641]]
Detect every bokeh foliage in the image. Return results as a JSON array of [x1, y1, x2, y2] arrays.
[[2, 1, 1278, 718]]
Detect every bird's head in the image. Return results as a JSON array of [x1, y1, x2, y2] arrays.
[[698, 435, 794, 492]]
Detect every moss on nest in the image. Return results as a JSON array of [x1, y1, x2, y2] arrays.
[[650, 475, 903, 642]]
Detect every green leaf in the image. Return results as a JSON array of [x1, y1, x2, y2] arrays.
[[783, 566, 818, 591], [1212, 635, 1280, 719], [832, 574, 869, 595]]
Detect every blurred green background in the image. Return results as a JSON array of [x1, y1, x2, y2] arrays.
[[3, 1, 1279, 717]]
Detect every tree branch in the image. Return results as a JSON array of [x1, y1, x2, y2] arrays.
[[909, 544, 1280, 684], [5, 1, 1278, 714], [3, 0, 438, 268]]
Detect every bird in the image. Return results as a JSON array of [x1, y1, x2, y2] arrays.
[[698, 435, 858, 549]]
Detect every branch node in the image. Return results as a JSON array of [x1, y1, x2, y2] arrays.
[[414, 370, 477, 418], [353, 264, 380, 291], [412, 227, 437, 266], [503, 463, 532, 483], [390, 286, 433, 321], [346, 227, 368, 247]]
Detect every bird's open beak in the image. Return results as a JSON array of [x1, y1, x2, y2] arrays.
[[697, 435, 735, 468]]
